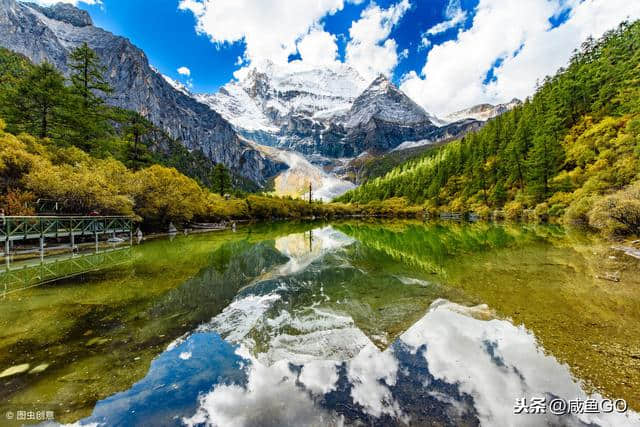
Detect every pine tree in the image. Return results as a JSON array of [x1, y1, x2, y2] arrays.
[[10, 62, 68, 139], [210, 163, 232, 196], [68, 43, 112, 149], [69, 43, 111, 110], [120, 111, 153, 168], [506, 106, 531, 190]]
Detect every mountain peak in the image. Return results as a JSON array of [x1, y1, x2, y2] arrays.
[[370, 74, 390, 86], [345, 75, 432, 128], [25, 2, 93, 27]]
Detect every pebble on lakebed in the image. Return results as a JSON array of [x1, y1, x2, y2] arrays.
[[29, 363, 50, 374], [0, 363, 30, 378], [611, 245, 640, 260]]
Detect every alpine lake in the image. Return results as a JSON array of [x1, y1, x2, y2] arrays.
[[0, 220, 639, 426]]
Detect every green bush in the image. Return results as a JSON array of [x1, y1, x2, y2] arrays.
[[504, 201, 523, 221], [564, 196, 595, 227], [588, 183, 640, 236], [533, 202, 550, 223]]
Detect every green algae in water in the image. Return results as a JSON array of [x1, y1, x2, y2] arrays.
[[336, 221, 640, 409], [0, 220, 639, 424]]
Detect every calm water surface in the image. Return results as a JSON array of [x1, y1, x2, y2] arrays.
[[0, 221, 639, 426]]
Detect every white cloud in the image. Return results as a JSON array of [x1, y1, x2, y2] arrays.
[[345, 0, 411, 81], [425, 0, 467, 36], [401, 0, 640, 116], [178, 0, 354, 69], [177, 66, 191, 76], [296, 27, 339, 66], [419, 35, 431, 50]]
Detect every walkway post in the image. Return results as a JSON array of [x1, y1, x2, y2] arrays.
[[94, 220, 99, 253]]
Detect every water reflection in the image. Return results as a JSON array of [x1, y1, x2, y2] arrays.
[[0, 226, 306, 422], [72, 225, 639, 426], [76, 301, 639, 427], [0, 246, 132, 297], [76, 332, 247, 426]]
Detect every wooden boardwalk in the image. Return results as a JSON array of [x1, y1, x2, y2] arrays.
[[1, 216, 133, 257]]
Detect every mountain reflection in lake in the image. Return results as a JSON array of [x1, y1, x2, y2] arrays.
[[1, 222, 639, 426]]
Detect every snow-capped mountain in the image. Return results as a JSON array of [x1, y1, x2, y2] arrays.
[[339, 75, 441, 155], [194, 64, 494, 199], [196, 61, 369, 148], [344, 75, 433, 129], [444, 99, 522, 123], [197, 67, 479, 159]]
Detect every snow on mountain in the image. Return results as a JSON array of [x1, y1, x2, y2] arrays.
[[444, 99, 522, 123], [257, 61, 369, 120], [197, 61, 368, 134], [160, 73, 191, 96], [391, 140, 434, 152], [193, 62, 502, 199], [196, 83, 278, 133], [426, 113, 450, 127], [344, 75, 433, 129]]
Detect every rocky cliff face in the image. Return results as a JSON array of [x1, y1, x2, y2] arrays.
[[0, 0, 285, 185], [25, 2, 92, 27]]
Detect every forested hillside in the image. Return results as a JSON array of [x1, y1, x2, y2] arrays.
[[0, 46, 253, 190], [0, 45, 352, 225], [338, 21, 640, 236]]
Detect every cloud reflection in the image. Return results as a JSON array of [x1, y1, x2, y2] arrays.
[[183, 298, 639, 426], [74, 226, 640, 427]]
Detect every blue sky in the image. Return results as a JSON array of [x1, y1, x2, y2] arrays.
[[79, 0, 476, 93], [82, 0, 239, 93], [68, 0, 640, 115]]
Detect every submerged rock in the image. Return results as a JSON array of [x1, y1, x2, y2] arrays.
[[0, 363, 30, 378], [612, 245, 640, 260], [598, 271, 621, 282], [29, 363, 50, 374], [429, 298, 497, 321]]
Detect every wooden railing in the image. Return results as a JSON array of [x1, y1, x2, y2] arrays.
[[1, 216, 133, 256]]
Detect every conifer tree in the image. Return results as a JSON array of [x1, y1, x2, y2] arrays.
[[68, 43, 112, 149], [210, 163, 232, 196], [11, 62, 68, 139], [119, 111, 154, 168], [69, 43, 111, 109]]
